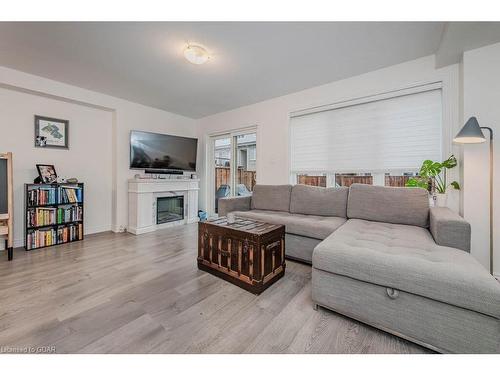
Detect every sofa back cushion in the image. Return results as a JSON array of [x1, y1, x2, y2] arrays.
[[290, 185, 348, 217], [251, 184, 292, 212], [347, 184, 429, 227]]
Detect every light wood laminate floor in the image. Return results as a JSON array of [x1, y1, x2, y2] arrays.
[[0, 224, 431, 354]]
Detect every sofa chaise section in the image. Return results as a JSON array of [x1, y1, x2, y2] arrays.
[[313, 219, 500, 319], [312, 184, 500, 353]]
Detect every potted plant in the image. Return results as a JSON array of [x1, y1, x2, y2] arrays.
[[406, 155, 460, 207]]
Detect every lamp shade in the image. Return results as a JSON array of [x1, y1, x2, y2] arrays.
[[454, 117, 486, 144]]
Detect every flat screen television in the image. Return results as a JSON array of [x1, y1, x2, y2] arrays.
[[130, 130, 198, 172]]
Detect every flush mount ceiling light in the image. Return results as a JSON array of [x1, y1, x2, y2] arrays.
[[183, 44, 210, 65]]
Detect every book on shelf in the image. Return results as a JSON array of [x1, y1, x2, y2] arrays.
[[26, 223, 83, 250], [27, 207, 57, 227], [26, 228, 56, 249], [59, 186, 82, 203], [56, 205, 83, 224], [27, 206, 83, 227], [27, 187, 57, 206]]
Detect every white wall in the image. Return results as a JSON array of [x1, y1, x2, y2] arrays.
[[197, 56, 461, 215], [463, 42, 500, 276], [0, 87, 113, 247], [0, 66, 197, 248]]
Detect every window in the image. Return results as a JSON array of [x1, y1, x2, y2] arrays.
[[290, 85, 442, 187]]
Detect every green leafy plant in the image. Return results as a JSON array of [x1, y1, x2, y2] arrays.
[[406, 155, 460, 194]]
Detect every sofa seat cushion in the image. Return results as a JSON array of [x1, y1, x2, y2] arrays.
[[232, 210, 346, 240], [290, 185, 348, 217], [313, 219, 500, 319]]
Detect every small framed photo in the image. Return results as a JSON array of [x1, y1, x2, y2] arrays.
[[34, 115, 69, 149], [36, 164, 58, 184]]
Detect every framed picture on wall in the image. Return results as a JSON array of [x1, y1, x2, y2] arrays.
[[34, 115, 69, 149]]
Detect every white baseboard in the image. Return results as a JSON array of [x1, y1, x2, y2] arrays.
[[0, 224, 112, 250], [0, 238, 24, 250], [85, 224, 113, 235], [112, 224, 127, 233]]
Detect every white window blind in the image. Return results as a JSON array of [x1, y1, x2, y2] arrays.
[[290, 88, 442, 174]]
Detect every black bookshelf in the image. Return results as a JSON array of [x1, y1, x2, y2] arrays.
[[24, 182, 84, 250]]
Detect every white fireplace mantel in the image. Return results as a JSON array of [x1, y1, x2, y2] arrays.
[[128, 178, 199, 235]]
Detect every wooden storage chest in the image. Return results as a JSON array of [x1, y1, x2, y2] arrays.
[[197, 217, 285, 294]]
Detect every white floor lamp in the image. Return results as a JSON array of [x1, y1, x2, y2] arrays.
[[453, 116, 494, 275]]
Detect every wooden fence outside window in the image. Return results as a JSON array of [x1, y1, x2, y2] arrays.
[[215, 167, 256, 192], [215, 169, 411, 192], [297, 174, 411, 188]]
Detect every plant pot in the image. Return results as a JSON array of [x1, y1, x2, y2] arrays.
[[434, 193, 448, 207]]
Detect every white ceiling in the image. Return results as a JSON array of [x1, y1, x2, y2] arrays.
[[0, 22, 485, 118]]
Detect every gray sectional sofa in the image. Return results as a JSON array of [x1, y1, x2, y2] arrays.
[[219, 183, 500, 353]]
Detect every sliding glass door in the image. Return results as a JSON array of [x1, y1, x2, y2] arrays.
[[209, 129, 257, 216]]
